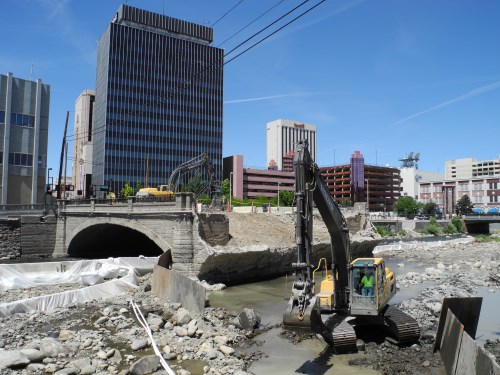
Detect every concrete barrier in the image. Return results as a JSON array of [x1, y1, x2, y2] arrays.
[[152, 265, 206, 315], [439, 307, 500, 375]]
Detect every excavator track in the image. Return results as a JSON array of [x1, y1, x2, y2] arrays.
[[321, 314, 357, 353], [383, 305, 421, 344]]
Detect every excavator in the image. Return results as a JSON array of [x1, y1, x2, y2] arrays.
[[137, 153, 219, 203], [283, 140, 420, 352]]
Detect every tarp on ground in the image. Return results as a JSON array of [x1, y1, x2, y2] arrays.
[[0, 257, 158, 292], [0, 257, 159, 317]]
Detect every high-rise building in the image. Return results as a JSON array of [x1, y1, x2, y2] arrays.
[[93, 5, 223, 195], [0, 73, 50, 204], [445, 157, 500, 179], [321, 150, 401, 212], [72, 90, 95, 198], [266, 119, 316, 171]]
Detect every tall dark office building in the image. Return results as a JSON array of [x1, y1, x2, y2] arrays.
[[93, 5, 223, 194]]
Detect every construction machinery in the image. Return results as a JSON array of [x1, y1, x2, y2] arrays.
[[136, 153, 219, 201], [283, 139, 420, 352]]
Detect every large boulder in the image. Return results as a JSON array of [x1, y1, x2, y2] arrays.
[[233, 308, 261, 329]]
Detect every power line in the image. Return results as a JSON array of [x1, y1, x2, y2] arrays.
[[211, 0, 245, 27], [225, 0, 326, 65], [217, 0, 286, 48]]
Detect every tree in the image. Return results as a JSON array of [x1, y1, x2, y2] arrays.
[[121, 183, 134, 197], [393, 196, 422, 216], [422, 201, 439, 215], [186, 170, 204, 196], [136, 181, 143, 192], [220, 178, 230, 197], [278, 189, 295, 206], [455, 194, 474, 215]]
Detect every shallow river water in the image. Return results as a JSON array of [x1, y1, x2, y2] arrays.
[[208, 259, 500, 375]]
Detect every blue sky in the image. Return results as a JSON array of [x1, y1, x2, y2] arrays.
[[1, 0, 499, 176]]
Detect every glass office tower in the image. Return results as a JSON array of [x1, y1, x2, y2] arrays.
[[93, 5, 223, 195]]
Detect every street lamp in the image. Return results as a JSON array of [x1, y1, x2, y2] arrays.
[[47, 168, 52, 192], [277, 181, 281, 211], [365, 179, 369, 212], [229, 172, 233, 212]]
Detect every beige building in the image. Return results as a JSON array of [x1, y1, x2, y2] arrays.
[[72, 90, 95, 198], [445, 157, 500, 179], [266, 119, 316, 171]]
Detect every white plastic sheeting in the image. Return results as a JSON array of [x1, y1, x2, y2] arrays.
[[0, 257, 159, 317]]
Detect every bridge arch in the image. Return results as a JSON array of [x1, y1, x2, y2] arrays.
[[67, 217, 172, 258]]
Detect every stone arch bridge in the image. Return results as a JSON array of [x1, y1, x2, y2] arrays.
[[53, 193, 228, 277]]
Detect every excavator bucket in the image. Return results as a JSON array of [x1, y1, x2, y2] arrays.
[[283, 296, 334, 345]]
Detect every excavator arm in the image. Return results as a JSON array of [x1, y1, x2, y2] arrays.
[[167, 153, 219, 200], [283, 139, 351, 343]]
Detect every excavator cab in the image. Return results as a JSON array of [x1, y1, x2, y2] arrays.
[[349, 258, 396, 316]]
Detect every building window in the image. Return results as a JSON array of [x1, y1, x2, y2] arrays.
[[0, 110, 5, 124], [8, 152, 33, 166], [490, 195, 498, 203], [10, 112, 35, 128]]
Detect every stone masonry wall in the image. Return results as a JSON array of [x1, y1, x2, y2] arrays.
[[0, 218, 21, 260], [21, 215, 57, 258]]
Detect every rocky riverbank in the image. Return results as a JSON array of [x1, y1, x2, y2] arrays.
[[0, 272, 262, 374]]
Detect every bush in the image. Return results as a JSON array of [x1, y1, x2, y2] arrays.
[[443, 224, 458, 234], [420, 217, 442, 235], [451, 216, 465, 233], [375, 226, 394, 237], [475, 235, 500, 243]]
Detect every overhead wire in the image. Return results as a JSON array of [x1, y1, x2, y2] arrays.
[[65, 0, 324, 143], [210, 0, 245, 27]]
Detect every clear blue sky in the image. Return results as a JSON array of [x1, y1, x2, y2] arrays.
[[1, 0, 499, 177]]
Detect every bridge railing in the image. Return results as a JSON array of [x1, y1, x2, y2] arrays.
[[59, 193, 195, 214]]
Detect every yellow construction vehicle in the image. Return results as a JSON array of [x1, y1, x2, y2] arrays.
[[283, 140, 419, 352]]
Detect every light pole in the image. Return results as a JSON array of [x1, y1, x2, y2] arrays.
[[365, 179, 369, 212], [229, 172, 233, 212], [47, 168, 52, 192], [277, 181, 281, 211]]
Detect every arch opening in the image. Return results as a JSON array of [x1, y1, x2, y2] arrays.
[[68, 223, 163, 258]]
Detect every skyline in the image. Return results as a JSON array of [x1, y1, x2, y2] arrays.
[[1, 0, 499, 180]]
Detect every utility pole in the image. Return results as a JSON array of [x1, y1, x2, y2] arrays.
[[57, 111, 69, 199]]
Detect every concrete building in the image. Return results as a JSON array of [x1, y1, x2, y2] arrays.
[[223, 155, 294, 200], [72, 90, 95, 198], [93, 5, 223, 196], [266, 119, 316, 171], [445, 157, 500, 179], [400, 167, 444, 200], [321, 151, 401, 212], [419, 176, 500, 215], [0, 73, 50, 205]]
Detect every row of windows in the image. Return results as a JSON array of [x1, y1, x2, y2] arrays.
[[0, 110, 35, 127], [0, 152, 35, 166]]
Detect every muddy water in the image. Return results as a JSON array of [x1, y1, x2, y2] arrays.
[[208, 260, 425, 374]]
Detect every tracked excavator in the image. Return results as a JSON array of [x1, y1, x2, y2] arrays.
[[283, 140, 420, 352]]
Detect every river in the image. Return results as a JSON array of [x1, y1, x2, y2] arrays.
[[208, 258, 500, 374]]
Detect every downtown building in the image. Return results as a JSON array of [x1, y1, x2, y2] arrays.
[[445, 157, 500, 179], [266, 119, 316, 171], [321, 151, 401, 212], [93, 5, 223, 195], [0, 73, 50, 205], [72, 90, 95, 198]]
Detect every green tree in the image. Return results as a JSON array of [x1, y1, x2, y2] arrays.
[[136, 181, 144, 192], [393, 196, 422, 216], [422, 201, 439, 215], [121, 183, 134, 197], [220, 178, 230, 197], [278, 189, 295, 206], [186, 170, 204, 196], [455, 195, 474, 215]]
